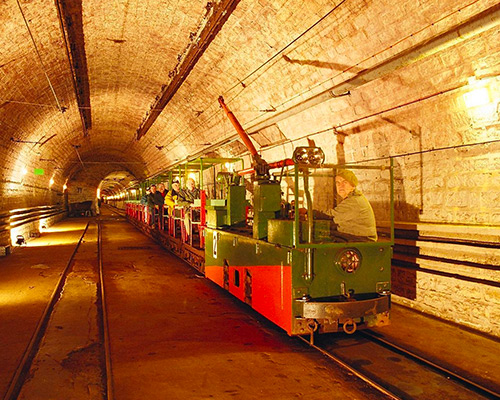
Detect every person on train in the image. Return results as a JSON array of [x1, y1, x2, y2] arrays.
[[327, 169, 378, 242], [178, 178, 201, 236], [158, 183, 167, 198], [164, 180, 181, 215], [140, 187, 150, 205], [141, 187, 150, 223], [146, 185, 157, 226], [147, 184, 164, 228], [178, 178, 200, 206]]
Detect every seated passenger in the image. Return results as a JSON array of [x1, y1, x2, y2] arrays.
[[158, 183, 167, 199], [178, 178, 201, 236], [140, 187, 150, 205], [327, 169, 377, 242], [147, 184, 163, 227], [165, 181, 181, 214], [141, 187, 150, 223], [178, 178, 200, 207]]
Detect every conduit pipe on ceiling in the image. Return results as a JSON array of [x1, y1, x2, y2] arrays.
[[136, 0, 242, 140], [245, 4, 500, 136]]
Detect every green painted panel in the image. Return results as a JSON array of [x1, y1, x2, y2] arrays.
[[205, 228, 288, 268], [291, 244, 392, 298], [268, 219, 334, 246]]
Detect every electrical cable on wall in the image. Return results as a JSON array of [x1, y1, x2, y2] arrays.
[[16, 0, 65, 113]]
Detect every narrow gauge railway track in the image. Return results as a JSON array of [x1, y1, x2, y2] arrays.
[[360, 330, 500, 400], [3, 220, 113, 400], [301, 330, 499, 400], [97, 217, 114, 400], [297, 335, 402, 400]]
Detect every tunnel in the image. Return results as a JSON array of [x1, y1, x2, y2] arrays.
[[0, 1, 499, 398]]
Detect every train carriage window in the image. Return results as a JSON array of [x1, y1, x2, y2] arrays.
[[234, 269, 240, 287]]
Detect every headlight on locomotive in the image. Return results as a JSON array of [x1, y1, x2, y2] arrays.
[[335, 248, 362, 273]]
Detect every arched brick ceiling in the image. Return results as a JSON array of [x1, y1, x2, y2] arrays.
[[0, 0, 341, 187], [1, 0, 498, 191]]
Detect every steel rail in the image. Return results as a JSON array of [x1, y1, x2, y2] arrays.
[[2, 222, 90, 400], [360, 331, 500, 400], [297, 336, 402, 400], [97, 218, 114, 399]]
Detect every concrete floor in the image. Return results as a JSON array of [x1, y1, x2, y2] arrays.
[[0, 211, 498, 399], [0, 219, 90, 396]]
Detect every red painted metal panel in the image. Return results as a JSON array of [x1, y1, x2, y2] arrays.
[[205, 265, 292, 334], [205, 265, 224, 288], [208, 264, 293, 335], [251, 265, 292, 334]]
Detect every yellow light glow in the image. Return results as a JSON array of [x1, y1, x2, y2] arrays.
[[10, 226, 21, 246], [39, 219, 47, 231], [21, 167, 28, 176], [63, 183, 67, 191], [43, 225, 85, 233], [49, 177, 55, 187], [26, 236, 82, 247], [463, 87, 490, 108], [97, 188, 101, 199]]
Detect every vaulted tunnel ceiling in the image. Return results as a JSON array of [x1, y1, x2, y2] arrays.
[[1, 0, 499, 195]]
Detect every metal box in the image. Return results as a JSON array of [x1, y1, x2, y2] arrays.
[[206, 207, 227, 228]]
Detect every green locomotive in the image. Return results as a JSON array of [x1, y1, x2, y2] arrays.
[[204, 151, 393, 337]]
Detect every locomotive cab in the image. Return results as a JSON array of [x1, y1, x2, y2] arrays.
[[273, 150, 393, 335]]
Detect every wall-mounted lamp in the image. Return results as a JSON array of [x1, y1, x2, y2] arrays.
[[63, 183, 67, 191], [49, 177, 55, 187], [463, 86, 490, 108], [462, 76, 498, 127]]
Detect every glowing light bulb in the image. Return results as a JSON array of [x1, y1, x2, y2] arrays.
[[463, 87, 490, 108]]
